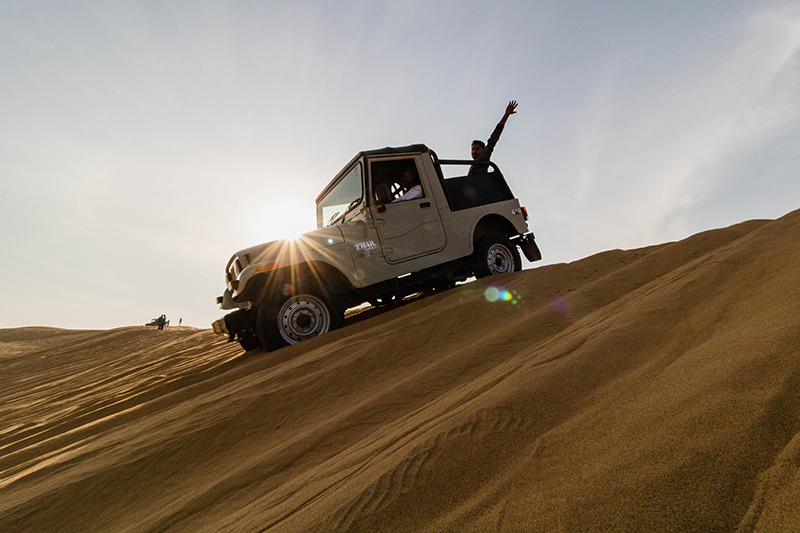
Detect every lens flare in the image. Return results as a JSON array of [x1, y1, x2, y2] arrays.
[[484, 285, 521, 305], [550, 297, 567, 314], [484, 286, 500, 302]]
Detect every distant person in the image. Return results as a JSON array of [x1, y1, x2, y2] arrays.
[[157, 314, 166, 330], [469, 100, 518, 175], [391, 169, 423, 202], [178, 317, 182, 327]]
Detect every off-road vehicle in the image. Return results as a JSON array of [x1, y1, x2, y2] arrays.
[[212, 144, 541, 351]]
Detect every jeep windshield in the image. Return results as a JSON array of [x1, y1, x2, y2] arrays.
[[317, 163, 363, 228]]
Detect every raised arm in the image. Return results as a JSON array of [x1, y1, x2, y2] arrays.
[[470, 100, 519, 172], [484, 100, 518, 155]]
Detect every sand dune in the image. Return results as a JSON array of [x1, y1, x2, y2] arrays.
[[2, 210, 799, 532]]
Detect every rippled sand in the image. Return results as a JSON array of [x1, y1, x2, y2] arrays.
[[2, 210, 799, 532]]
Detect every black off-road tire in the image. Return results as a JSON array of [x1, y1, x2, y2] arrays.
[[473, 233, 521, 278], [236, 331, 262, 352], [256, 279, 344, 351]]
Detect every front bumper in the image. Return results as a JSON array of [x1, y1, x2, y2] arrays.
[[211, 317, 229, 336], [211, 308, 254, 340]]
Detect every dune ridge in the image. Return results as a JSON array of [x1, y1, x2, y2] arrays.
[[1, 210, 799, 532]]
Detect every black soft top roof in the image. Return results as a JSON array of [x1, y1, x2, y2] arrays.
[[359, 143, 431, 157], [317, 144, 434, 203]]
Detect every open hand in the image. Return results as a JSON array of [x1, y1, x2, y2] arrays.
[[505, 100, 518, 117]]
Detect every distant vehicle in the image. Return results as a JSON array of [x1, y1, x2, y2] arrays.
[[146, 315, 167, 329], [212, 144, 541, 351]]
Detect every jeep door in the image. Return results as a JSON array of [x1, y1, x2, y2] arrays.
[[316, 161, 387, 286], [368, 156, 446, 263]]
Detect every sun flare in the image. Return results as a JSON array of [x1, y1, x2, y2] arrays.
[[247, 195, 316, 243]]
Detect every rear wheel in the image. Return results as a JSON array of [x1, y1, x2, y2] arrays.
[[474, 233, 521, 278], [256, 279, 343, 351]]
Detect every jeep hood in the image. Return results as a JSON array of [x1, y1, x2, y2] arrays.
[[234, 226, 345, 268]]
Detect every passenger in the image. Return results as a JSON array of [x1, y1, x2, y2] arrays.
[[391, 169, 423, 202], [469, 100, 518, 175]]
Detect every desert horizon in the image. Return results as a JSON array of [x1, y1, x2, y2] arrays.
[[2, 209, 799, 532]]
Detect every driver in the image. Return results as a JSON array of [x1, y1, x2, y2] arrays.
[[391, 169, 423, 202]]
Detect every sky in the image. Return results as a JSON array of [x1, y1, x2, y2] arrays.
[[2, 0, 799, 329]]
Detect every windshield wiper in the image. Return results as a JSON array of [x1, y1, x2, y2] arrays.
[[329, 198, 361, 226], [326, 211, 341, 226]]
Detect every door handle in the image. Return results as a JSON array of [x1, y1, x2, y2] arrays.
[[420, 202, 431, 208]]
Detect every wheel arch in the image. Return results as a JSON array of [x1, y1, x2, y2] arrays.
[[238, 261, 355, 306], [472, 214, 520, 249]]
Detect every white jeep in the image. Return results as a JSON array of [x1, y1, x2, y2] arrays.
[[213, 144, 541, 351]]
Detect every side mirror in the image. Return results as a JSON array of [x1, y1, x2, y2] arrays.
[[373, 183, 392, 206]]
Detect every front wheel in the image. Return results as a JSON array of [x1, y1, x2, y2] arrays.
[[237, 331, 262, 352], [256, 279, 344, 351], [474, 233, 521, 278]]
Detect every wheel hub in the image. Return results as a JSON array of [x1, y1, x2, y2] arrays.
[[296, 313, 312, 329], [487, 245, 513, 274], [278, 296, 331, 344]]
